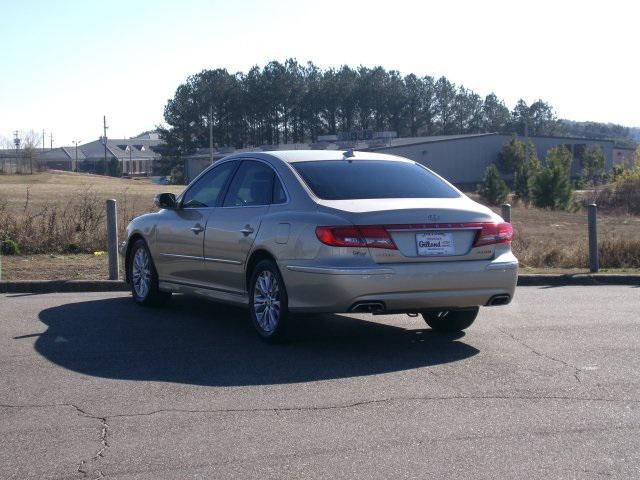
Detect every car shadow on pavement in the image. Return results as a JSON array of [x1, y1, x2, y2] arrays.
[[35, 295, 479, 386]]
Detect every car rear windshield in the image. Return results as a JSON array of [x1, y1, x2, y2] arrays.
[[291, 160, 460, 200]]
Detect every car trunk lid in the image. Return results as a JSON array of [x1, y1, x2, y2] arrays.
[[316, 197, 501, 263]]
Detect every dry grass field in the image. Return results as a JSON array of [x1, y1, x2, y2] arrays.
[[0, 171, 182, 258], [1, 171, 639, 280], [484, 200, 640, 270], [0, 170, 183, 213]]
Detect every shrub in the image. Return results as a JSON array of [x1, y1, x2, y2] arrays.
[[594, 157, 640, 214], [612, 172, 640, 214], [497, 136, 526, 174], [530, 146, 573, 210], [512, 230, 640, 270], [0, 189, 125, 254], [513, 156, 540, 204], [580, 144, 606, 185], [478, 164, 509, 205], [170, 165, 184, 185], [1, 239, 20, 255], [65, 242, 81, 253], [497, 136, 539, 176], [611, 164, 626, 182]]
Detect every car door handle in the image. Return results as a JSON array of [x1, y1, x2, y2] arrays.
[[240, 225, 254, 236], [190, 224, 205, 234]]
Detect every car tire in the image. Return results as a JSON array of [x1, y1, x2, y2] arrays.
[[249, 259, 290, 343], [128, 239, 171, 307], [422, 307, 479, 332]]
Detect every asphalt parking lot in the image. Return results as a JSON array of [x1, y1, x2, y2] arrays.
[[1, 286, 639, 479]]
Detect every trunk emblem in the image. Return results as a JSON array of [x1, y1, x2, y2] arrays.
[[426, 214, 441, 222]]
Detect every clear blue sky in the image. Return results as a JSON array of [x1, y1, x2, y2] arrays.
[[1, 0, 637, 147]]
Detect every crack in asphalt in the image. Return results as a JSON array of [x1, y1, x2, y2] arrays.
[[495, 327, 583, 382], [72, 406, 108, 480], [1, 392, 638, 420], [86, 423, 640, 479], [2, 392, 637, 477]]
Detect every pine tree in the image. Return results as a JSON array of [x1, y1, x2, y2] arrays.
[[497, 135, 526, 174], [513, 141, 539, 203], [479, 164, 510, 205], [530, 146, 573, 210]]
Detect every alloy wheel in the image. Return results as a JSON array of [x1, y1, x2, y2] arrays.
[[132, 247, 151, 299], [253, 270, 281, 333]]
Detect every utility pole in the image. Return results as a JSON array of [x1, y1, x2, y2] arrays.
[[209, 104, 214, 165], [42, 129, 46, 152], [101, 115, 109, 175], [49, 132, 53, 151], [72, 140, 81, 172], [13, 131, 20, 174]]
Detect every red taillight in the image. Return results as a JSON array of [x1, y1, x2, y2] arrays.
[[315, 222, 513, 250], [473, 222, 514, 247], [315, 226, 397, 249]]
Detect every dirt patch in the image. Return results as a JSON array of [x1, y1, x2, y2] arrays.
[[0, 254, 122, 281]]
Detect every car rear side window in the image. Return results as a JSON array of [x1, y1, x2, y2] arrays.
[[291, 160, 460, 200], [223, 161, 275, 207], [272, 175, 287, 204]]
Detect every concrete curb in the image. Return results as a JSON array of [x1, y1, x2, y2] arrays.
[[517, 274, 640, 286], [0, 280, 129, 293], [1, 275, 639, 293]]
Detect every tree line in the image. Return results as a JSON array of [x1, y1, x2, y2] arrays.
[[158, 59, 564, 156], [561, 120, 638, 148]]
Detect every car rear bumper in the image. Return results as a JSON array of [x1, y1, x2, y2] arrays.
[[281, 253, 518, 313]]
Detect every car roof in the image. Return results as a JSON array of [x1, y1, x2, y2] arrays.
[[222, 149, 413, 164]]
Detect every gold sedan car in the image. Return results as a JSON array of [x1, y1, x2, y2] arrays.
[[123, 150, 518, 341]]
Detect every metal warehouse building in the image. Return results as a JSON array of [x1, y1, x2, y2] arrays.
[[183, 133, 615, 188], [370, 133, 614, 189]]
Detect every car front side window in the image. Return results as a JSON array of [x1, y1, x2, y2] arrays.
[[181, 161, 237, 208]]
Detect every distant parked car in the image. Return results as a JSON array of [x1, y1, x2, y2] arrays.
[[122, 150, 518, 341], [150, 176, 171, 185]]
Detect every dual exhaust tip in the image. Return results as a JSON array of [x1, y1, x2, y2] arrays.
[[350, 302, 386, 314], [486, 294, 511, 306], [350, 294, 511, 313]]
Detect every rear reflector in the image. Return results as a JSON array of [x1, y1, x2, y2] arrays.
[[316, 222, 514, 250]]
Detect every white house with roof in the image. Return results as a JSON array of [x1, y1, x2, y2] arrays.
[[38, 132, 163, 175]]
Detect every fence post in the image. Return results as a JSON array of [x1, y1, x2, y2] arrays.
[[501, 203, 512, 223], [106, 199, 119, 280], [588, 203, 599, 273]]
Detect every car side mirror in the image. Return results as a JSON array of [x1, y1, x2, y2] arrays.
[[154, 192, 177, 209]]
